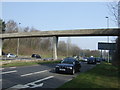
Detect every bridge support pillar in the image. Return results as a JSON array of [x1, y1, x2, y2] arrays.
[[53, 36, 58, 60], [0, 39, 2, 56]]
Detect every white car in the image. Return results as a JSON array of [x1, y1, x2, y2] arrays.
[[7, 53, 17, 58], [82, 57, 88, 62]]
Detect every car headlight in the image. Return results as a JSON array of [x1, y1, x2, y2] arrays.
[[67, 67, 72, 69], [56, 66, 59, 68]]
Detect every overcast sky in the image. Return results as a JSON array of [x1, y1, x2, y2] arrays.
[[1, 2, 118, 50]]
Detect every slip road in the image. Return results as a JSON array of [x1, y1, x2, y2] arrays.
[[1, 62, 96, 89]]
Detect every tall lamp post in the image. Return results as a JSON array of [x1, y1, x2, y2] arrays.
[[17, 23, 21, 56], [105, 16, 109, 63]]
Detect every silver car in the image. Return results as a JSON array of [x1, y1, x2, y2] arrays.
[[7, 53, 17, 58]]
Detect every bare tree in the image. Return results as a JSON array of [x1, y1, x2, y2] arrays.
[[58, 41, 67, 57], [24, 26, 29, 32], [5, 20, 18, 33], [108, 1, 120, 66], [118, 1, 120, 27], [67, 37, 71, 57]]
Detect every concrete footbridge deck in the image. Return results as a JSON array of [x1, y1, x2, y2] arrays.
[[0, 28, 120, 39], [0, 28, 120, 59]]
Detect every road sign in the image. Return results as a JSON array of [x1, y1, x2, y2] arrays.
[[98, 42, 116, 50]]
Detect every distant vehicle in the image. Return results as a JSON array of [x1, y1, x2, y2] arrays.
[[96, 57, 102, 62], [82, 57, 88, 62], [87, 57, 96, 64], [55, 57, 81, 75], [31, 54, 41, 58], [7, 53, 17, 58], [102, 58, 106, 61]]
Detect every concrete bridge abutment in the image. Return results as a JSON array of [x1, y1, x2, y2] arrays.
[[53, 36, 58, 60], [0, 39, 2, 56]]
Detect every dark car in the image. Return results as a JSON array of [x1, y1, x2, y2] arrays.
[[31, 54, 41, 58], [96, 57, 102, 62], [87, 57, 96, 64], [55, 57, 81, 75]]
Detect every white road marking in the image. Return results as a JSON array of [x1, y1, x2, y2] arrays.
[[0, 67, 16, 71], [0, 79, 2, 82], [30, 83, 43, 88], [25, 76, 54, 86], [97, 63, 100, 64], [0, 68, 4, 71], [8, 84, 29, 89], [9, 76, 54, 89], [9, 67, 16, 69], [21, 70, 48, 77], [0, 70, 17, 75]]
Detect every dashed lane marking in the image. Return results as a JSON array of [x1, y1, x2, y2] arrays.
[[21, 70, 48, 77], [0, 68, 4, 71], [9, 67, 16, 69], [0, 67, 16, 71], [0, 70, 17, 75]]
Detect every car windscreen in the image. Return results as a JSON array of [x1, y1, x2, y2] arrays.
[[88, 57, 95, 60], [61, 58, 75, 64], [10, 54, 14, 55]]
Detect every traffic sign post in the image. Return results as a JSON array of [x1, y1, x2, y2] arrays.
[[98, 42, 116, 63]]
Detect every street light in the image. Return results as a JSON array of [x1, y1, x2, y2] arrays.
[[17, 23, 21, 56], [105, 16, 109, 63], [105, 17, 109, 42]]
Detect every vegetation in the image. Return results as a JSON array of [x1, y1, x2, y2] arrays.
[[58, 62, 119, 88], [2, 20, 101, 58], [2, 60, 61, 68], [0, 19, 6, 33], [108, 1, 120, 66]]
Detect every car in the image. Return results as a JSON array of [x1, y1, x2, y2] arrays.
[[87, 57, 96, 64], [55, 57, 81, 75], [96, 57, 102, 62], [6, 53, 17, 58], [82, 57, 88, 62], [31, 54, 41, 58]]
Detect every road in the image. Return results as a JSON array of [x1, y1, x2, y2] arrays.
[[1, 62, 96, 89]]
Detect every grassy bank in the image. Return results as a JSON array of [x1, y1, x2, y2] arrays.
[[2, 60, 61, 68], [59, 62, 119, 88]]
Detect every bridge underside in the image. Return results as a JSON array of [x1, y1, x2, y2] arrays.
[[0, 28, 120, 59]]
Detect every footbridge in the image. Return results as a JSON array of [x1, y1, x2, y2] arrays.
[[0, 28, 120, 59]]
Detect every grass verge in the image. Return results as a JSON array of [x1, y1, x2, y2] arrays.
[[2, 60, 61, 68], [58, 62, 120, 88]]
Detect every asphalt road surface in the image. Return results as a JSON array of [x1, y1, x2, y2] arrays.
[[1, 62, 97, 89]]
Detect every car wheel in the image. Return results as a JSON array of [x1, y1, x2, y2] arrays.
[[71, 69, 75, 75], [77, 69, 80, 72], [55, 68, 59, 73]]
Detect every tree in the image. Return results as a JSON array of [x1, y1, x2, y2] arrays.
[[108, 1, 120, 66], [5, 20, 18, 33], [0, 19, 6, 33], [70, 44, 81, 56], [24, 26, 29, 32], [67, 37, 71, 57]]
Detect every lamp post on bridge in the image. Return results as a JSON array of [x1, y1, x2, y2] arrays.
[[17, 23, 21, 57], [105, 16, 110, 63]]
